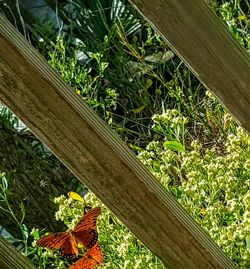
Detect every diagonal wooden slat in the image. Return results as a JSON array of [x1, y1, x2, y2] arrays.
[[0, 15, 236, 269], [128, 0, 250, 132], [0, 236, 37, 269]]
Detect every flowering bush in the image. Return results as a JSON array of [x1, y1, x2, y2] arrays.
[[138, 109, 250, 268], [32, 193, 164, 269], [33, 106, 250, 268]]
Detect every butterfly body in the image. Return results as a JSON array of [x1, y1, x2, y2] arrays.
[[37, 207, 101, 258], [71, 229, 98, 249]]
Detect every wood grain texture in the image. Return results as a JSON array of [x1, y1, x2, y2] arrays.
[[0, 236, 37, 269], [128, 0, 250, 132], [0, 16, 236, 269]]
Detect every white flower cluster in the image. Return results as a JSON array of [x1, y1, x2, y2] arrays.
[[139, 126, 250, 267], [152, 109, 188, 127]]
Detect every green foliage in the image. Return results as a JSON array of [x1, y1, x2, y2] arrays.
[[32, 22, 179, 147], [152, 109, 188, 145], [138, 108, 250, 268], [30, 194, 165, 269], [0, 173, 29, 255], [163, 141, 185, 152], [59, 0, 141, 43], [1, 1, 250, 268], [208, 0, 250, 51], [0, 105, 20, 129], [28, 0, 250, 150]]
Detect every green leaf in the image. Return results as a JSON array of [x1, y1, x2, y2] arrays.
[[20, 203, 26, 223], [145, 51, 174, 63], [131, 106, 145, 114], [1, 175, 8, 191], [127, 143, 143, 152], [4, 236, 22, 244], [146, 79, 153, 89], [22, 224, 29, 241], [31, 229, 40, 240], [246, 236, 250, 253], [163, 141, 185, 152]]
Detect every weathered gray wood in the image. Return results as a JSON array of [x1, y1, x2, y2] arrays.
[[128, 0, 250, 132], [0, 236, 37, 269], [0, 15, 237, 269]]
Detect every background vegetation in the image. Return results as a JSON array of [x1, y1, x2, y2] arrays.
[[0, 0, 250, 268]]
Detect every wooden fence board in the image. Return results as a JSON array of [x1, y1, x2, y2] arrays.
[[0, 236, 37, 269], [128, 0, 250, 132], [0, 15, 237, 269]]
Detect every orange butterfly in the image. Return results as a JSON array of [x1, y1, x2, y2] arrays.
[[69, 242, 103, 269], [37, 207, 101, 259]]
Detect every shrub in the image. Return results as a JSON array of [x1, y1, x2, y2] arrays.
[[30, 194, 165, 269], [138, 105, 250, 268]]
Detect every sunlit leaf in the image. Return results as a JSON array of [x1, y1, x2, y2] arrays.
[[163, 141, 185, 152], [246, 237, 250, 253], [145, 51, 174, 63], [127, 143, 143, 152], [20, 203, 26, 223], [200, 208, 206, 215], [1, 175, 8, 191], [238, 15, 247, 21], [22, 224, 29, 241], [31, 229, 40, 240], [68, 191, 84, 202], [131, 106, 145, 114]]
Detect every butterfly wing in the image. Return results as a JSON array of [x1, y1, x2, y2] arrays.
[[87, 243, 103, 265], [69, 258, 96, 269], [37, 232, 69, 250], [73, 207, 101, 249], [74, 207, 101, 231], [69, 243, 103, 269], [60, 233, 79, 259], [37, 232, 78, 259]]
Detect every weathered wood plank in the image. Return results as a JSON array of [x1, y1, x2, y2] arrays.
[[0, 236, 37, 269], [0, 15, 236, 269], [128, 0, 250, 132]]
